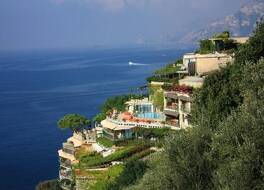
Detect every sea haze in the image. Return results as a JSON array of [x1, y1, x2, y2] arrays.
[[0, 47, 188, 190]]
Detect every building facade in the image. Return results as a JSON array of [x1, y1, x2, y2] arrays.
[[163, 76, 204, 129], [58, 131, 95, 190], [183, 53, 233, 76], [164, 87, 192, 129]]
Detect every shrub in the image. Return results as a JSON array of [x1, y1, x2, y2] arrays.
[[97, 137, 114, 148], [79, 145, 150, 167]]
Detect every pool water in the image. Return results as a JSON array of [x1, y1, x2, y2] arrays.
[[136, 112, 165, 120]]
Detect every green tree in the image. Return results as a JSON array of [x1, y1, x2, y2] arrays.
[[235, 20, 264, 65], [92, 113, 106, 123], [57, 114, 90, 133], [211, 59, 264, 190], [213, 31, 230, 39], [164, 128, 214, 190], [128, 128, 214, 190], [153, 90, 164, 111], [199, 39, 215, 54], [191, 64, 242, 130]]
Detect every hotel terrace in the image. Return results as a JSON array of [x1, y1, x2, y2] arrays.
[[101, 99, 169, 141]]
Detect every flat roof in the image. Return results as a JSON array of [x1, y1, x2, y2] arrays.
[[179, 76, 204, 83], [210, 36, 249, 40], [184, 52, 232, 59], [67, 137, 83, 148], [101, 119, 136, 131], [58, 149, 76, 161]]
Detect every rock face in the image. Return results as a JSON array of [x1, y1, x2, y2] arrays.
[[181, 0, 264, 44]]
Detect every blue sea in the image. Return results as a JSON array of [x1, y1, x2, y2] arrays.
[[0, 47, 188, 190]]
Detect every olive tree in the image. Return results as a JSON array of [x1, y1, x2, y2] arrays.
[[57, 114, 90, 133]]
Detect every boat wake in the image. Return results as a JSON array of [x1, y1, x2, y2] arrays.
[[128, 61, 148, 66]]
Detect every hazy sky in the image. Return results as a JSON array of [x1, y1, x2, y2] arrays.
[[0, 0, 248, 50]]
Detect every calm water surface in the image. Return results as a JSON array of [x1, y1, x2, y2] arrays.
[[0, 47, 188, 190]]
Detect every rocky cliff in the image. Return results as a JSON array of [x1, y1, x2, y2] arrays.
[[181, 0, 264, 44]]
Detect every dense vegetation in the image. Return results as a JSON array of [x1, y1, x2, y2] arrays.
[[96, 137, 115, 148], [198, 39, 215, 54], [149, 86, 164, 110], [137, 127, 171, 139], [125, 21, 264, 190]]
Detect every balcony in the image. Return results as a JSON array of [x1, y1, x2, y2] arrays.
[[58, 149, 76, 162], [62, 142, 75, 155], [62, 148, 75, 155], [165, 92, 178, 100], [164, 108, 179, 117], [178, 95, 193, 102]]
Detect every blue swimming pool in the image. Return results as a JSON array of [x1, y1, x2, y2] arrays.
[[136, 112, 165, 119]]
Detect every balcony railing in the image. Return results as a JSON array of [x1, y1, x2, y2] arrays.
[[164, 109, 179, 117], [165, 92, 178, 100]]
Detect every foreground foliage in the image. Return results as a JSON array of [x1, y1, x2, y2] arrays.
[[107, 160, 148, 190]]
